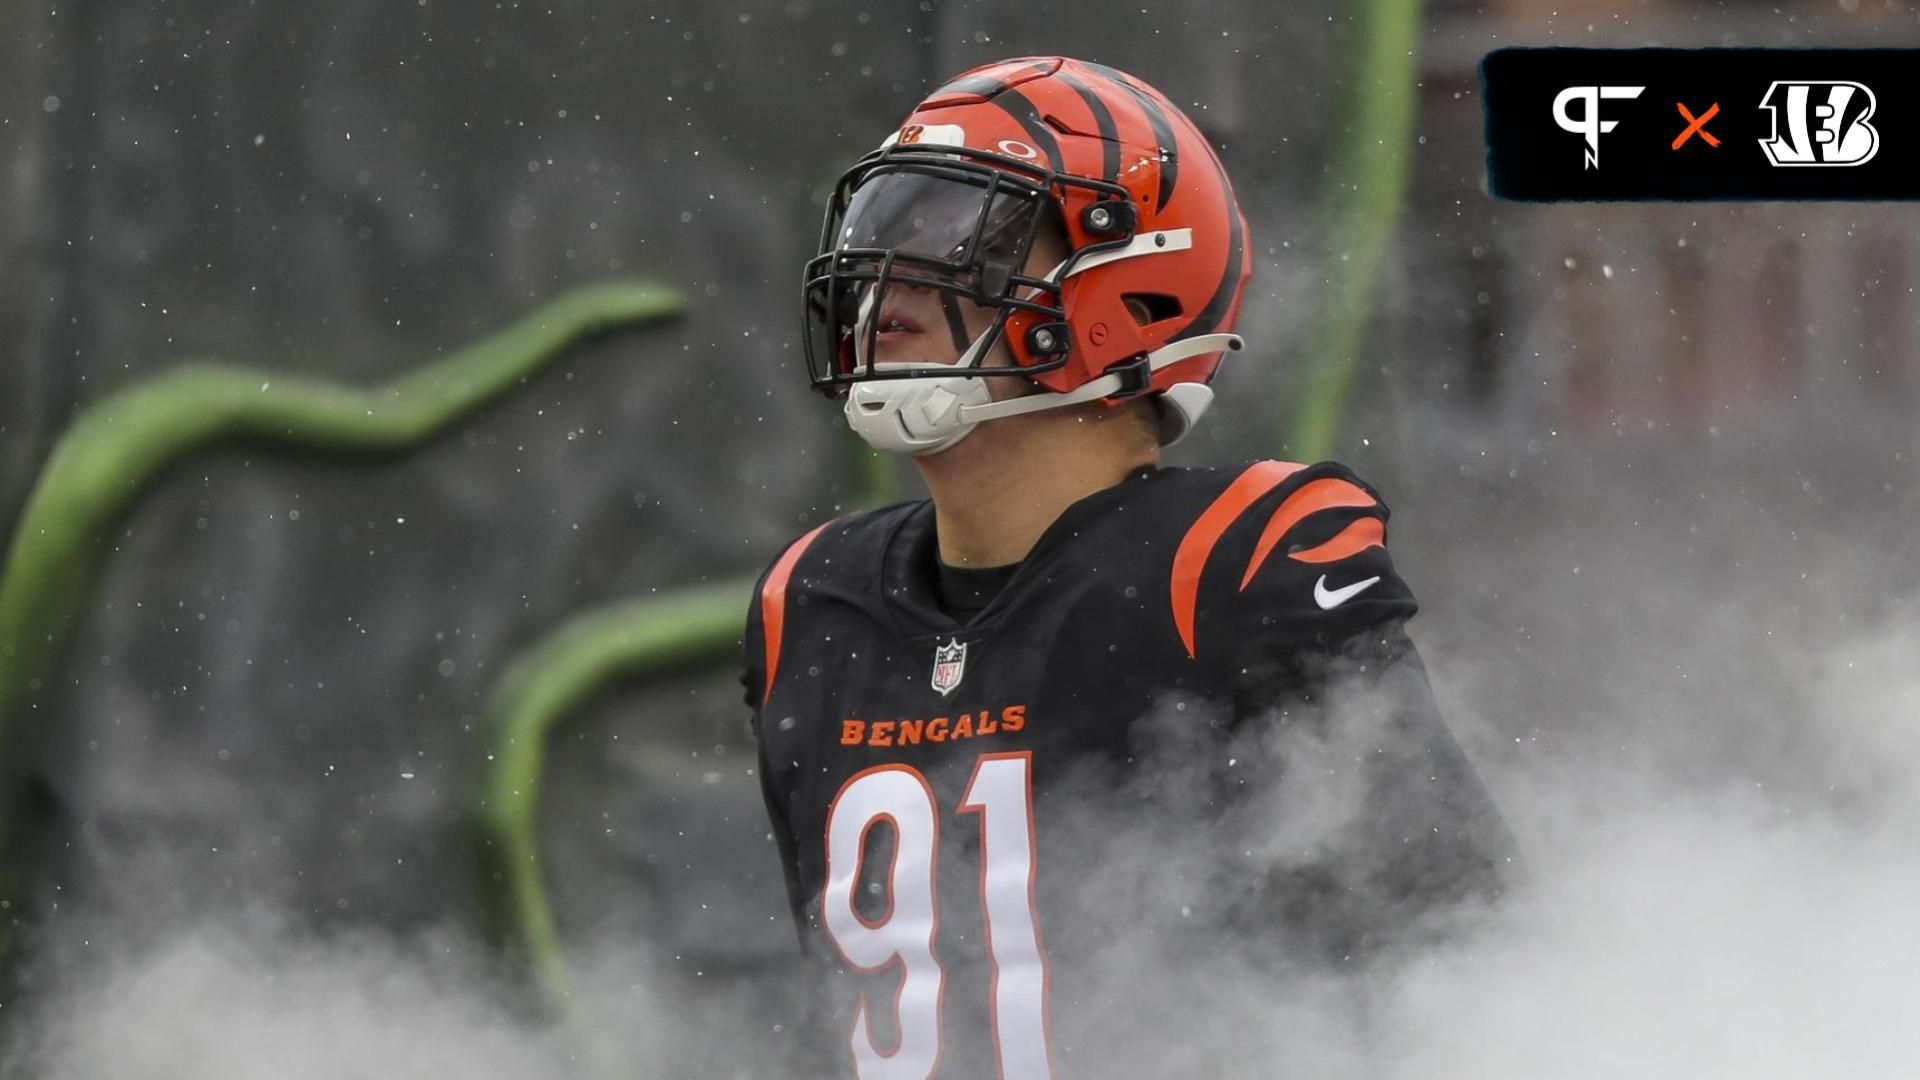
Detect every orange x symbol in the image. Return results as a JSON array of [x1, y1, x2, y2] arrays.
[[1672, 102, 1721, 149]]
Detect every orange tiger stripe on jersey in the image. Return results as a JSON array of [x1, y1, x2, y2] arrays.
[[759, 522, 831, 706], [1170, 460, 1305, 658], [1239, 477, 1379, 590], [1288, 515, 1386, 565]]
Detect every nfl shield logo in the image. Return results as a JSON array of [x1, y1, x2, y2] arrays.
[[930, 638, 967, 697]]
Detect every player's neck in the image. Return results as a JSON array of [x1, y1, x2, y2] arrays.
[[915, 419, 1158, 568]]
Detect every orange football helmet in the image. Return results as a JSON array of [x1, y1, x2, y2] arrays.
[[802, 56, 1252, 453]]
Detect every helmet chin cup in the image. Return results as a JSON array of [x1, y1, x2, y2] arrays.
[[843, 365, 994, 456]]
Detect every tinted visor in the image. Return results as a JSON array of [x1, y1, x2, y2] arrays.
[[837, 169, 1043, 268]]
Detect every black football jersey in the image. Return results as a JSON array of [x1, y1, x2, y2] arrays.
[[743, 461, 1512, 1079]]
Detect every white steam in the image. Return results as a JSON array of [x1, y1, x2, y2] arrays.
[[10, 454, 1920, 1079]]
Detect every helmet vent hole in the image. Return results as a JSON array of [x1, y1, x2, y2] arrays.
[[1121, 292, 1183, 326]]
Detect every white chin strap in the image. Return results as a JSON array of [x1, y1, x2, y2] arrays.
[[843, 333, 1243, 457], [842, 229, 1234, 457]]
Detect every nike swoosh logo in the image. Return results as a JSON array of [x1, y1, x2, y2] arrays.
[[1313, 573, 1381, 610]]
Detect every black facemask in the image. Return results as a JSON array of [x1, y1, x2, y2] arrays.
[[801, 149, 1089, 394]]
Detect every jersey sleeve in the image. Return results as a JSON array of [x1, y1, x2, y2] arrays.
[[1212, 461, 1417, 670], [741, 539, 816, 954], [1207, 462, 1518, 959]]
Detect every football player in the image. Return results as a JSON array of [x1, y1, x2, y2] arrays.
[[744, 56, 1514, 1079]]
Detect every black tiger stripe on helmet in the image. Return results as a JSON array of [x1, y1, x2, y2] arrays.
[[988, 86, 1065, 173], [1171, 140, 1245, 343], [1056, 71, 1122, 183], [1082, 61, 1180, 211], [927, 58, 1059, 103]]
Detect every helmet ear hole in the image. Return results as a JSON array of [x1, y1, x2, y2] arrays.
[[1120, 292, 1183, 326]]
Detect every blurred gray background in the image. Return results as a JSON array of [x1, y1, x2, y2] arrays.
[[1, 0, 1917, 1073]]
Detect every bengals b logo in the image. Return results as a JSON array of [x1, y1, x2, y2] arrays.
[[898, 123, 925, 145], [1758, 81, 1879, 167]]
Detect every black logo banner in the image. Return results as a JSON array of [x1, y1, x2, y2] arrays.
[[1482, 47, 1920, 201]]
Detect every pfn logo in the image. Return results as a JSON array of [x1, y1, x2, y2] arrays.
[[1553, 85, 1646, 169], [1758, 81, 1879, 166]]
